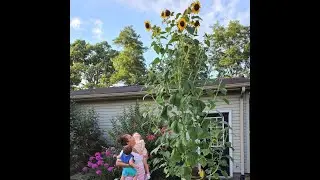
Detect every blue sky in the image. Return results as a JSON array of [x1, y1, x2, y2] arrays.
[[70, 0, 250, 67]]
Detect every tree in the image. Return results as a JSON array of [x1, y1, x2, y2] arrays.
[[70, 40, 118, 89], [70, 40, 90, 88], [110, 26, 147, 85], [83, 41, 118, 88], [208, 21, 250, 78]]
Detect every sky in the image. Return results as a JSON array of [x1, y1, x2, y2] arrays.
[[70, 0, 250, 67]]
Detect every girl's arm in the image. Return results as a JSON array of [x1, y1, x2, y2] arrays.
[[129, 158, 139, 169]]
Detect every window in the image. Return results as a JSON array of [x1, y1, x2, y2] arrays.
[[202, 112, 232, 177]]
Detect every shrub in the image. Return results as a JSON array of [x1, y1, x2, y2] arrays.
[[70, 101, 108, 175], [80, 147, 122, 180]]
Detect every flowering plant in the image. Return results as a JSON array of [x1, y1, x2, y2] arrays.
[[82, 147, 121, 179]]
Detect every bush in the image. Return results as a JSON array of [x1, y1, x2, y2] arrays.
[[80, 147, 122, 180], [108, 102, 155, 149], [70, 101, 108, 175]]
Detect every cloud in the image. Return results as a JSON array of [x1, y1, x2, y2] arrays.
[[70, 17, 82, 30], [92, 19, 104, 40], [114, 0, 250, 37]]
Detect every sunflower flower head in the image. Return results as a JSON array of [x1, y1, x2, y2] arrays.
[[144, 21, 152, 31], [177, 18, 187, 32], [165, 9, 171, 17], [199, 168, 205, 179], [161, 11, 166, 19], [191, 1, 201, 14], [193, 20, 200, 28]]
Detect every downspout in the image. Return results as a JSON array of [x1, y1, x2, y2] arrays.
[[246, 92, 250, 174], [240, 87, 245, 179]]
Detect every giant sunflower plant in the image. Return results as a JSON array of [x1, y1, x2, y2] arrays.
[[143, 1, 232, 180]]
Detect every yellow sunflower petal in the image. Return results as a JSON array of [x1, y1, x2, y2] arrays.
[[177, 18, 187, 31], [191, 0, 201, 14], [144, 21, 152, 31]]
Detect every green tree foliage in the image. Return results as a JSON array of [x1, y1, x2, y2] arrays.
[[208, 21, 250, 78], [110, 26, 147, 85], [70, 40, 118, 89]]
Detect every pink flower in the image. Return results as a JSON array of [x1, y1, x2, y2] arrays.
[[96, 156, 102, 161], [104, 164, 109, 168], [87, 161, 93, 167], [91, 163, 98, 169], [96, 170, 102, 175], [107, 166, 114, 172], [89, 156, 95, 161], [146, 134, 156, 141], [105, 150, 111, 156], [97, 160, 104, 166], [95, 152, 101, 157]]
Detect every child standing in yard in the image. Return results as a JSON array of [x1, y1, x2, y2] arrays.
[[132, 132, 151, 180], [119, 145, 139, 180]]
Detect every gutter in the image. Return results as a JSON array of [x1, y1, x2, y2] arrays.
[[71, 82, 250, 101], [240, 87, 245, 179]]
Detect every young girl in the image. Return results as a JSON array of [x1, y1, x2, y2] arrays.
[[132, 132, 151, 180], [119, 145, 139, 180]]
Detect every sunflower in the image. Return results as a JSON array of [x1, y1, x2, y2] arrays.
[[191, 1, 201, 14], [193, 20, 200, 28], [177, 18, 187, 31], [165, 9, 171, 17], [199, 168, 205, 179], [144, 21, 151, 31], [161, 11, 166, 19]]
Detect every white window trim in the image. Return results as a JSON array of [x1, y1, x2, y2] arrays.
[[206, 109, 233, 178]]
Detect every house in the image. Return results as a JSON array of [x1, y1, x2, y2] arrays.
[[70, 77, 250, 179]]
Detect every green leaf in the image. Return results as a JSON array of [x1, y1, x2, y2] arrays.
[[160, 31, 166, 34], [165, 27, 172, 32], [220, 88, 227, 95], [171, 121, 180, 134], [151, 144, 162, 155], [153, 44, 160, 54], [225, 142, 232, 148], [221, 170, 229, 178], [171, 149, 181, 162], [199, 156, 207, 167], [186, 26, 195, 35], [175, 13, 181, 19], [152, 57, 160, 65], [171, 12, 174, 16], [208, 99, 216, 109], [191, 16, 203, 20], [222, 97, 229, 104], [205, 40, 210, 47], [160, 36, 167, 39], [161, 106, 168, 120], [193, 39, 200, 45], [220, 160, 228, 167], [202, 148, 211, 156], [151, 41, 157, 47], [169, 93, 182, 108], [182, 167, 192, 178], [189, 127, 198, 139], [156, 96, 164, 105], [184, 45, 189, 52]]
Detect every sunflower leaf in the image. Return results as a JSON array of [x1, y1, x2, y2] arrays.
[[165, 27, 172, 32], [191, 16, 203, 20], [175, 13, 181, 20], [186, 26, 195, 35], [152, 57, 160, 65]]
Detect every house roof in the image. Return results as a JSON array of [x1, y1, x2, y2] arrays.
[[71, 77, 250, 101]]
